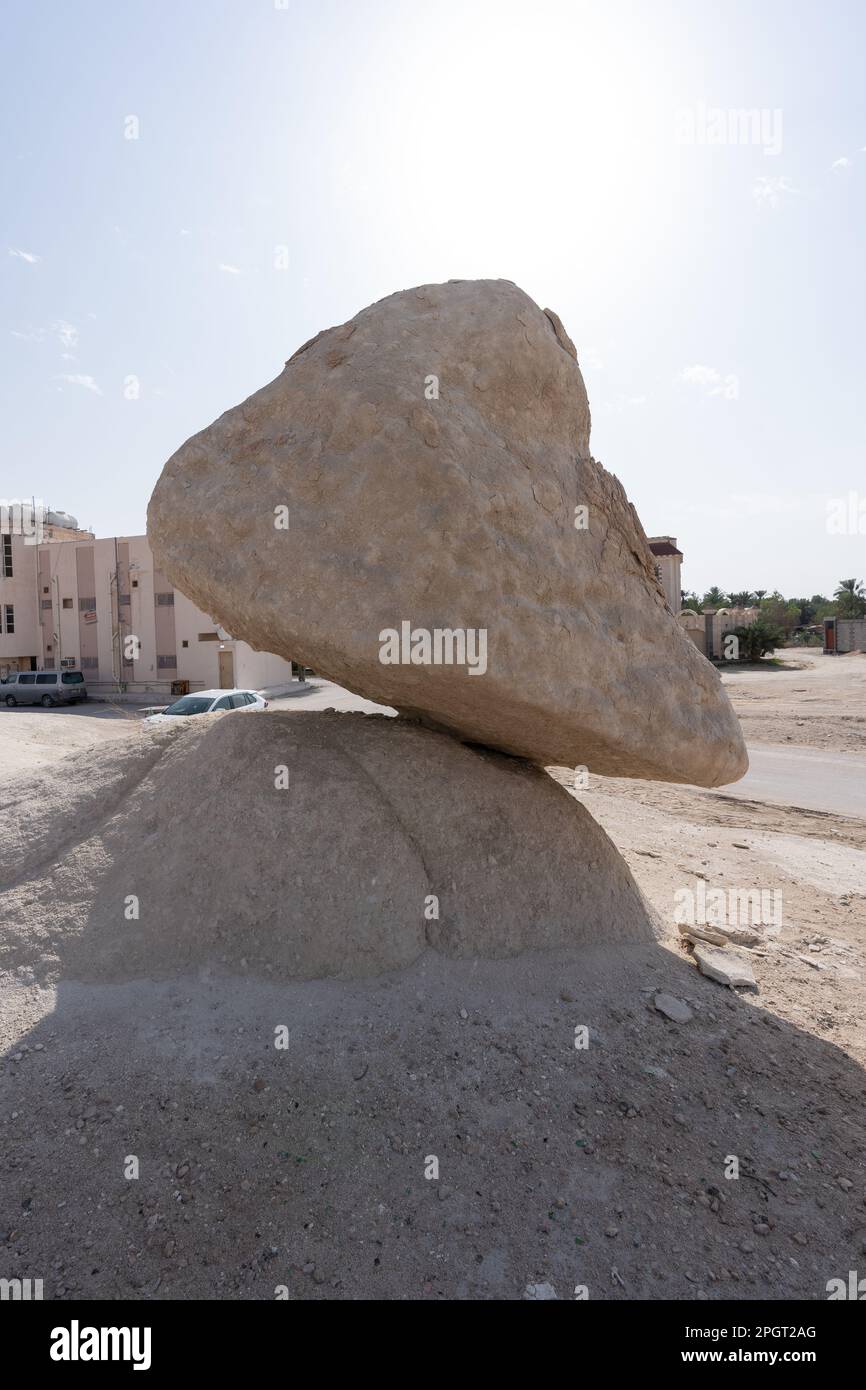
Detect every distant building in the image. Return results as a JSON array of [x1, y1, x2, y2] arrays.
[[824, 617, 866, 654], [0, 509, 296, 692], [676, 605, 760, 659], [646, 534, 759, 659], [647, 536, 683, 613]]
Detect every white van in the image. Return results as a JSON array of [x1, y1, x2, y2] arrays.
[[3, 670, 88, 707]]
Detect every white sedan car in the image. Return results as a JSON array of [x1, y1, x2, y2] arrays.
[[144, 688, 268, 726]]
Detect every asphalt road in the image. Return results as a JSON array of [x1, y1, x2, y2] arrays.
[[714, 744, 866, 819]]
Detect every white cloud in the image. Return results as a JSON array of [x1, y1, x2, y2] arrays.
[[581, 346, 604, 370], [58, 373, 102, 395], [53, 320, 79, 350], [752, 174, 798, 209], [8, 247, 40, 264], [12, 319, 80, 356], [831, 156, 850, 170], [679, 364, 739, 400], [218, 262, 241, 275]]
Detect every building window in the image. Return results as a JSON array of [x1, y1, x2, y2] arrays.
[[80, 656, 99, 670], [182, 639, 189, 648], [155, 592, 175, 606], [41, 598, 52, 610], [2, 534, 12, 578], [118, 595, 131, 607], [62, 597, 73, 609], [157, 654, 178, 669], [132, 579, 139, 588], [46, 644, 52, 653], [79, 597, 96, 612], [3, 604, 13, 634], [198, 632, 219, 642], [44, 658, 55, 670]]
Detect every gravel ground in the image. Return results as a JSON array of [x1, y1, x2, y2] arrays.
[[2, 947, 864, 1301]]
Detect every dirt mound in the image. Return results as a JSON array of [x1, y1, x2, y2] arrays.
[[0, 711, 660, 985]]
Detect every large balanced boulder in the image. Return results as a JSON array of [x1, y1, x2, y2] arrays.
[[148, 279, 747, 786], [0, 712, 658, 983]]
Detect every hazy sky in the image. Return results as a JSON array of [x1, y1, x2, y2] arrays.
[[2, 0, 864, 596]]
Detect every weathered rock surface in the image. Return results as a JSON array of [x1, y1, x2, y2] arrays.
[[692, 943, 758, 990], [653, 990, 693, 1022], [148, 278, 747, 786], [678, 922, 729, 947], [0, 711, 660, 984], [679, 921, 761, 949]]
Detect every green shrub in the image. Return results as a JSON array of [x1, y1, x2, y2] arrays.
[[729, 619, 785, 661]]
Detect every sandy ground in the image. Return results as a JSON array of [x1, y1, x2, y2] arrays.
[[1, 650, 864, 1301], [719, 648, 866, 755], [558, 652, 866, 1072], [0, 702, 140, 774]]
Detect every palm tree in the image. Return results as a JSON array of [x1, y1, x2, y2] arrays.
[[702, 586, 729, 611], [833, 578, 866, 619], [754, 589, 767, 603], [729, 590, 755, 608]]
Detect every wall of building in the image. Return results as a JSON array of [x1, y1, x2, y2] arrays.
[[234, 644, 299, 689], [0, 536, 40, 673], [657, 554, 682, 612], [647, 537, 683, 613], [172, 589, 298, 690], [836, 619, 866, 653], [677, 610, 706, 655], [0, 529, 296, 692], [172, 590, 225, 686], [712, 606, 760, 656]]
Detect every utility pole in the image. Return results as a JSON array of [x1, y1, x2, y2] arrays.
[[110, 566, 121, 692], [110, 537, 127, 694], [53, 574, 62, 668]]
